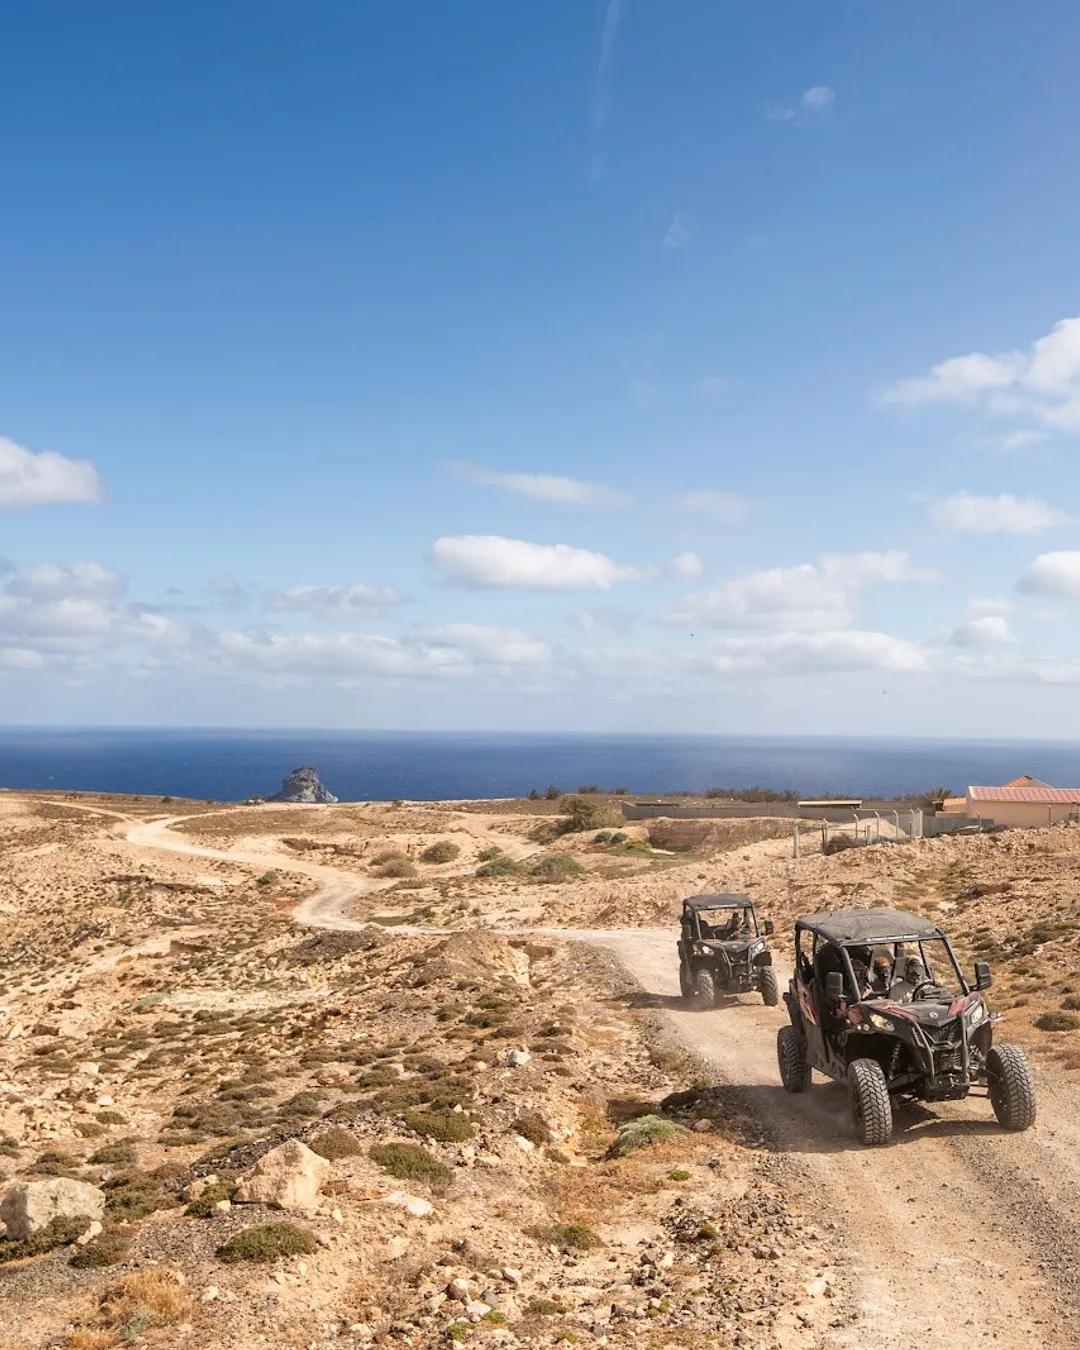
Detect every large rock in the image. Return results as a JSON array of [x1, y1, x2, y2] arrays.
[[269, 766, 338, 804], [234, 1139, 330, 1211], [0, 1178, 106, 1240]]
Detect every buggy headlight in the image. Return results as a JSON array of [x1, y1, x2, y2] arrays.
[[868, 1012, 895, 1032], [967, 1002, 987, 1029]]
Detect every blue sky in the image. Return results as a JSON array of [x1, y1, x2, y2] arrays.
[[5, 0, 1080, 734]]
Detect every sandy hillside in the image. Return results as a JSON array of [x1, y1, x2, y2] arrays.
[[3, 791, 1080, 1350]]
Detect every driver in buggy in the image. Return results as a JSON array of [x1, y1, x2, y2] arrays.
[[702, 909, 749, 940]]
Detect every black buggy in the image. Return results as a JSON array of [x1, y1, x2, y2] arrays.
[[678, 893, 778, 1009], [777, 907, 1036, 1145]]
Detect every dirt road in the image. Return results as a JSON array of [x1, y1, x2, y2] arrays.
[[120, 810, 1080, 1349]]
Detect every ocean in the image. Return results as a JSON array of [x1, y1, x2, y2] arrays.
[[1, 728, 1079, 803]]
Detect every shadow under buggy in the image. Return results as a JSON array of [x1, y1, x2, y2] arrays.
[[678, 893, 778, 1009], [778, 907, 1036, 1145]]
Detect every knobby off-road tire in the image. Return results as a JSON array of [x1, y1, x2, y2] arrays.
[[695, 969, 717, 1010], [760, 966, 780, 1007], [987, 1043, 1037, 1132], [777, 1025, 811, 1093], [679, 960, 694, 1004], [847, 1058, 893, 1145]]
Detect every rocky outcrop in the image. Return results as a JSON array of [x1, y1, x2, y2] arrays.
[[0, 1178, 106, 1240], [233, 1139, 330, 1211], [269, 766, 338, 804]]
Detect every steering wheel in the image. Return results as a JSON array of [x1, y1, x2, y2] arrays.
[[909, 978, 937, 1000]]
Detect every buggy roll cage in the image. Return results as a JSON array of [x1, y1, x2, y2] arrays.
[[682, 894, 762, 940], [794, 915, 970, 1000]]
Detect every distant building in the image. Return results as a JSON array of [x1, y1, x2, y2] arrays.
[[966, 780, 1080, 828]]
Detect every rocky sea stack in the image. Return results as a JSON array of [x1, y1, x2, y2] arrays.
[[269, 765, 339, 804]]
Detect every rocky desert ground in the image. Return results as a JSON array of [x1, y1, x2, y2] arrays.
[[3, 789, 1080, 1349]]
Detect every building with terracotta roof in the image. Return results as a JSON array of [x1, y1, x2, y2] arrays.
[[966, 780, 1080, 828]]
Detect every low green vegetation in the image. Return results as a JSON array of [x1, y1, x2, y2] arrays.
[[217, 1222, 318, 1264], [401, 1109, 474, 1142], [69, 1230, 133, 1268], [421, 840, 461, 864], [370, 1141, 453, 1188], [530, 853, 583, 882], [0, 1215, 91, 1263], [185, 1179, 238, 1217], [1035, 1011, 1080, 1032], [527, 1222, 602, 1251], [308, 1126, 363, 1160], [608, 1114, 688, 1157]]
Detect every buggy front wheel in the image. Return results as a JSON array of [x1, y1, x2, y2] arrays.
[[987, 1043, 1036, 1132], [760, 967, 780, 1006], [848, 1058, 893, 1146], [678, 960, 694, 1003], [777, 1025, 810, 1093], [695, 969, 717, 1010]]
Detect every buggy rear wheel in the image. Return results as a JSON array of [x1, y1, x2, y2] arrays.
[[777, 1025, 810, 1093], [987, 1043, 1036, 1131], [847, 1058, 893, 1145], [678, 960, 694, 1003], [760, 966, 780, 1006], [695, 969, 717, 1010]]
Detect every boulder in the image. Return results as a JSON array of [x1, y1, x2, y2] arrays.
[[1, 1179, 106, 1240], [269, 766, 338, 805], [233, 1139, 330, 1212]]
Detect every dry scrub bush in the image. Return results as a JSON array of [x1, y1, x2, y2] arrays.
[[421, 840, 461, 864]]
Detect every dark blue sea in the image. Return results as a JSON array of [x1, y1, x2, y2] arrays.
[[1, 728, 1080, 803]]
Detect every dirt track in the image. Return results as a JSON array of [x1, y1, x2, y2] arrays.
[[119, 809, 1080, 1349]]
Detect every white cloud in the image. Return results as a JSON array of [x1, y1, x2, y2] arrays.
[[0, 647, 45, 669], [0, 437, 105, 508], [663, 214, 691, 249], [931, 492, 1067, 533], [879, 317, 1080, 439], [671, 552, 704, 580], [412, 624, 551, 667], [801, 86, 836, 112], [210, 574, 252, 612], [947, 615, 1017, 648], [767, 85, 836, 123], [453, 462, 628, 509], [430, 535, 654, 590], [569, 607, 637, 636], [966, 596, 1014, 617], [264, 583, 406, 620], [666, 551, 935, 632], [676, 490, 751, 524], [218, 630, 469, 680], [1019, 551, 1080, 598], [7, 561, 125, 600], [698, 629, 927, 675]]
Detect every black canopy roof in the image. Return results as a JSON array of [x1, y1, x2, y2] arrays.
[[683, 892, 754, 911], [797, 908, 944, 944]]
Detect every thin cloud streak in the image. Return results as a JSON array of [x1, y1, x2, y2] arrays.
[[590, 0, 623, 178]]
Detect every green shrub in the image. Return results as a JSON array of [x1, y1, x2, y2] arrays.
[[401, 1109, 474, 1142], [103, 1171, 168, 1220], [370, 1141, 453, 1188], [1063, 996, 1080, 1011], [256, 871, 279, 886], [74, 1121, 106, 1139], [421, 841, 461, 865], [185, 1179, 238, 1217], [531, 853, 584, 882], [527, 1223, 602, 1251], [91, 1141, 138, 1166], [376, 857, 419, 879], [526, 1297, 567, 1316], [1035, 1011, 1080, 1032], [512, 1112, 552, 1146], [558, 797, 604, 833], [476, 854, 523, 878], [31, 1150, 82, 1177], [69, 1230, 132, 1268], [0, 1215, 91, 1263], [217, 1222, 318, 1264], [608, 1114, 688, 1157], [476, 845, 503, 862], [308, 1127, 362, 1160]]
